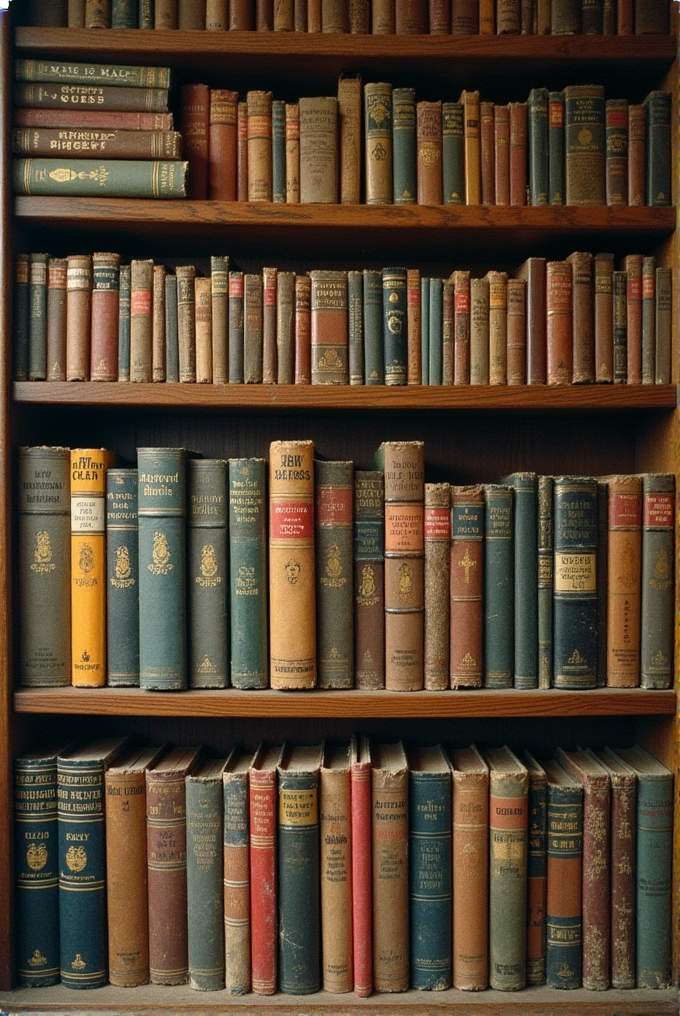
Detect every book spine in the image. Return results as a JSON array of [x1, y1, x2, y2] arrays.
[[284, 103, 299, 202], [508, 101, 527, 206], [365, 82, 392, 205], [452, 765, 488, 988], [568, 250, 594, 384], [180, 83, 209, 199], [392, 86, 417, 205], [348, 269, 364, 385], [14, 81, 170, 113], [480, 100, 494, 206], [176, 263, 197, 383], [605, 98, 628, 206], [528, 87, 548, 205], [228, 272, 244, 384], [552, 0, 581, 33], [90, 252, 120, 382], [14, 158, 186, 197], [564, 85, 605, 205], [371, 755, 409, 991], [469, 276, 489, 383], [138, 0, 153, 26], [209, 89, 238, 201], [645, 91, 671, 207], [152, 264, 166, 383], [273, 0, 293, 28], [640, 474, 674, 688], [320, 762, 353, 991], [483, 484, 514, 689], [249, 766, 278, 993], [179, 0, 206, 25], [596, 478, 608, 687], [515, 258, 546, 384], [106, 469, 139, 686], [628, 103, 645, 206], [505, 473, 538, 689], [276, 271, 295, 384], [594, 253, 614, 382], [310, 270, 348, 384], [506, 277, 526, 385], [636, 770, 673, 987], [525, 767, 547, 985], [247, 90, 273, 202], [372, 0, 395, 30], [452, 270, 470, 385], [195, 275, 214, 382], [322, 0, 349, 30], [494, 104, 510, 205], [262, 266, 277, 384], [428, 276, 443, 385], [13, 109, 174, 130], [546, 260, 572, 385], [188, 460, 228, 689], [349, 0, 369, 32], [137, 447, 187, 690], [416, 100, 443, 206], [603, 765, 635, 988], [606, 474, 642, 687], [497, 0, 520, 31], [338, 75, 361, 205], [442, 101, 464, 205], [112, 0, 139, 26], [295, 274, 312, 383], [299, 96, 338, 203], [315, 460, 354, 689], [237, 101, 248, 201], [12, 127, 182, 160], [164, 273, 178, 383], [13, 253, 30, 381], [129, 258, 153, 383], [117, 263, 131, 382], [487, 270, 507, 384], [210, 256, 229, 384], [546, 778, 583, 988], [350, 754, 372, 995], [655, 267, 672, 384], [420, 276, 429, 384], [382, 266, 407, 384], [424, 483, 450, 690], [272, 99, 286, 204], [15, 62, 172, 90], [613, 269, 628, 382], [206, 0, 228, 25], [461, 90, 481, 205], [548, 91, 565, 205], [228, 459, 267, 688], [46, 257, 67, 381], [641, 254, 656, 384], [354, 470, 385, 690], [65, 254, 91, 382], [396, 0, 426, 29], [449, 485, 484, 688], [363, 268, 383, 384], [223, 767, 250, 994], [582, 0, 603, 31], [70, 449, 109, 687], [86, 0, 112, 27], [537, 474, 553, 689], [488, 765, 528, 990], [442, 278, 454, 385], [187, 773, 225, 990]]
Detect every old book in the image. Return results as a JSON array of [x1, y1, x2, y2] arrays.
[[613, 269, 627, 382], [323, 0, 349, 28], [295, 274, 312, 383], [396, 0, 427, 29], [13, 253, 30, 381], [106, 468, 139, 686], [624, 252, 644, 384], [249, 744, 283, 993], [271, 100, 285, 203], [146, 746, 202, 985], [528, 87, 548, 205], [627, 102, 645, 206], [14, 81, 170, 114], [276, 270, 295, 383], [508, 101, 527, 206], [442, 100, 464, 205], [382, 266, 407, 384], [551, 0, 580, 31], [506, 277, 526, 385], [320, 743, 353, 992], [596, 478, 609, 687], [262, 265, 277, 383], [564, 84, 605, 205], [46, 256, 67, 381], [428, 276, 443, 384], [605, 97, 628, 206], [393, 86, 417, 205], [237, 101, 248, 201], [641, 255, 655, 383], [371, 741, 409, 992], [85, 0, 112, 27], [501, 472, 537, 689], [210, 255, 228, 384], [537, 474, 553, 688], [354, 470, 385, 689], [451, 269, 470, 384], [423, 483, 450, 690], [12, 127, 181, 160], [187, 758, 227, 991], [484, 746, 529, 991], [567, 250, 594, 384], [285, 102, 300, 203], [444, 278, 456, 382], [13, 65, 167, 93], [449, 484, 483, 688], [151, 263, 166, 383], [469, 275, 489, 384], [207, 0, 228, 25], [129, 258, 153, 382], [269, 440, 316, 688], [209, 89, 237, 201], [363, 268, 383, 384], [349, 0, 370, 29], [497, 0, 520, 30], [105, 745, 165, 987], [365, 82, 392, 204], [640, 473, 674, 688], [553, 475, 598, 689], [66, 253, 91, 382], [277, 744, 322, 994], [180, 84, 209, 200], [348, 269, 363, 385], [372, 0, 395, 30], [349, 735, 372, 996], [494, 104, 510, 205], [479, 0, 494, 30], [375, 440, 425, 691], [195, 275, 212, 382], [635, 0, 668, 31], [315, 460, 354, 688], [138, 0, 153, 25], [548, 90, 565, 205], [420, 277, 429, 383], [487, 270, 507, 384], [416, 100, 442, 205], [483, 484, 513, 689], [228, 272, 244, 384], [310, 270, 348, 384], [459, 89, 480, 204], [13, 108, 175, 131], [274, 0, 294, 27], [179, 0, 205, 26], [604, 474, 642, 687], [188, 459, 228, 689], [247, 90, 273, 202], [299, 96, 338, 203], [222, 749, 255, 995], [644, 90, 671, 207], [228, 458, 267, 689], [176, 263, 197, 382], [515, 257, 546, 384], [338, 73, 361, 204], [118, 263, 131, 382], [450, 0, 475, 29], [137, 447, 188, 690], [594, 252, 614, 382], [243, 272, 263, 384], [449, 746, 488, 989], [543, 758, 583, 990], [164, 272, 178, 382], [582, 0, 603, 31], [546, 260, 572, 385], [520, 751, 547, 986]]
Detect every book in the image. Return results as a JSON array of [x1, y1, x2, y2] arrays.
[[520, 750, 547, 986], [543, 757, 583, 990], [277, 270, 296, 383], [494, 104, 510, 205], [223, 748, 255, 995], [392, 86, 416, 205], [299, 96, 338, 203], [537, 474, 553, 688], [428, 276, 443, 385], [420, 275, 430, 383], [65, 253, 91, 382], [364, 82, 392, 204], [548, 90, 565, 205], [16, 62, 165, 88], [506, 277, 526, 385], [449, 484, 484, 688], [382, 266, 407, 384], [247, 90, 273, 202], [285, 102, 300, 203], [452, 269, 470, 384], [483, 484, 514, 689], [229, 458, 268, 689], [605, 97, 628, 206], [552, 0, 581, 32], [13, 158, 187, 197], [188, 459, 228, 689], [228, 272, 244, 384], [353, 470, 385, 689], [501, 472, 538, 689], [605, 474, 642, 688], [106, 468, 139, 687], [243, 272, 263, 384], [641, 254, 655, 384], [152, 263, 166, 383], [546, 259, 572, 385], [624, 252, 644, 385], [315, 460, 354, 689], [628, 102, 645, 206], [13, 252, 30, 381], [564, 84, 605, 206], [442, 100, 464, 205], [469, 275, 489, 383], [416, 100, 442, 206], [262, 266, 277, 384], [249, 744, 283, 994], [295, 274, 312, 383], [528, 87, 548, 206], [508, 100, 527, 206], [129, 258, 153, 383], [363, 268, 383, 384], [90, 251, 120, 382], [487, 270, 507, 384], [272, 100, 286, 203], [459, 89, 480, 204], [320, 743, 353, 992], [336, 74, 362, 206], [423, 482, 450, 690], [310, 270, 348, 384], [181, 83, 209, 199], [179, 0, 206, 24], [209, 89, 237, 201], [237, 100, 248, 200], [613, 269, 628, 382], [349, 734, 372, 996], [13, 111, 175, 132], [348, 269, 363, 385], [12, 127, 181, 160], [14, 82, 170, 112], [644, 90, 671, 207], [211, 255, 229, 384], [640, 473, 674, 688], [594, 252, 614, 382], [567, 250, 594, 384], [480, 100, 494, 205], [442, 278, 454, 385], [117, 262, 131, 382]]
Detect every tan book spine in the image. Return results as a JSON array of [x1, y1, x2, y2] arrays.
[[365, 82, 392, 205], [274, 0, 294, 28], [47, 257, 68, 381], [372, 0, 395, 29], [487, 270, 507, 384], [322, 0, 349, 28], [247, 90, 273, 202], [179, 0, 206, 26], [269, 440, 316, 688], [451, 747, 489, 989], [299, 96, 338, 204], [349, 0, 370, 29], [606, 474, 642, 687], [155, 0, 179, 27], [371, 742, 409, 991], [320, 745, 353, 992], [176, 264, 197, 383], [206, 0, 228, 26], [450, 484, 484, 688], [424, 482, 450, 690], [416, 100, 443, 206], [195, 276, 212, 384], [338, 74, 362, 205], [66, 254, 92, 382], [244, 273, 263, 384], [470, 275, 489, 384], [152, 263, 166, 383], [262, 266, 277, 384], [237, 101, 249, 202], [285, 103, 300, 204], [479, 0, 494, 30], [624, 252, 643, 385], [460, 90, 481, 205], [211, 256, 229, 385], [506, 276, 526, 385], [181, 83, 210, 200], [68, 0, 86, 26], [129, 258, 153, 383], [295, 274, 312, 384], [85, 0, 111, 26]]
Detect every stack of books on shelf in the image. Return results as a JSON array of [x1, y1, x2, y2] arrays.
[[17, 441, 674, 692], [14, 736, 673, 994]]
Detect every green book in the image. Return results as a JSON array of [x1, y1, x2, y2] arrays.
[[13, 159, 188, 198], [28, 252, 49, 381], [537, 475, 553, 688], [117, 263, 131, 382], [13, 252, 30, 381], [483, 484, 514, 689], [363, 268, 383, 385], [315, 459, 354, 689], [501, 471, 538, 689], [382, 266, 407, 385], [564, 85, 605, 206], [428, 277, 443, 386], [348, 269, 364, 385], [543, 758, 583, 990], [392, 86, 416, 205], [229, 458, 267, 689], [106, 468, 139, 687], [528, 87, 549, 206], [644, 90, 671, 207], [548, 90, 564, 205], [272, 99, 286, 204], [164, 273, 178, 383], [112, 0, 139, 27], [420, 276, 430, 384], [188, 459, 228, 689], [442, 101, 464, 205], [139, 0, 154, 26], [15, 59, 172, 90]]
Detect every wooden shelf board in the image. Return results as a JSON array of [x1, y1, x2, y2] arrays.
[[13, 687, 676, 718]]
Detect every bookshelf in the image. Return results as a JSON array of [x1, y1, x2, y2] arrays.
[[0, 5, 678, 1014]]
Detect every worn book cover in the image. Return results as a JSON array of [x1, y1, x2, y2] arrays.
[[188, 459, 228, 689], [316, 460, 354, 688], [320, 743, 353, 992], [543, 757, 583, 990], [223, 748, 255, 995], [106, 468, 139, 686]]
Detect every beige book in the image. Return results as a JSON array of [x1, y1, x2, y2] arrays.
[[152, 263, 166, 382], [194, 276, 212, 383], [371, 741, 408, 991], [247, 90, 273, 202], [320, 743, 353, 992], [299, 96, 338, 204], [486, 270, 507, 384], [338, 73, 361, 204], [129, 258, 153, 383], [176, 264, 197, 383]]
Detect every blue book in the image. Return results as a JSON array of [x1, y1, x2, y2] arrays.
[[501, 471, 538, 689]]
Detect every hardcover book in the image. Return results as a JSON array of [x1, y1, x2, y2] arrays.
[[315, 459, 354, 688], [424, 482, 450, 690], [483, 484, 514, 689], [249, 744, 284, 994], [223, 748, 255, 995], [106, 468, 139, 686], [520, 750, 547, 986], [350, 734, 372, 996], [229, 458, 268, 689], [449, 484, 484, 688], [310, 270, 348, 385], [392, 86, 416, 205], [605, 474, 642, 687], [89, 252, 120, 382], [320, 743, 353, 992], [543, 757, 583, 990], [564, 84, 605, 206], [500, 472, 538, 689], [13, 158, 187, 198], [640, 473, 674, 688], [188, 459, 228, 689], [450, 745, 488, 989], [299, 96, 338, 203]]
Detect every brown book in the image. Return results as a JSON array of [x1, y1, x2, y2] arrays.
[[556, 747, 611, 991], [181, 83, 209, 200], [106, 745, 166, 987], [206, 0, 228, 26], [310, 270, 348, 384], [274, 0, 294, 27], [195, 276, 212, 383], [450, 745, 489, 989], [68, 0, 86, 24], [247, 90, 273, 202], [46, 257, 67, 381], [230, 0, 255, 27], [86, 0, 111, 25], [596, 478, 609, 687], [416, 100, 443, 206], [459, 89, 480, 205], [514, 257, 546, 384], [497, 0, 520, 30], [66, 254, 92, 382], [155, 0, 179, 26], [354, 470, 385, 689], [377, 440, 425, 692], [209, 89, 238, 202], [146, 746, 203, 985], [494, 104, 510, 205], [479, 0, 494, 30], [256, 0, 274, 27], [129, 259, 153, 383], [285, 102, 300, 203], [262, 266, 277, 384], [594, 252, 614, 382], [396, 0, 427, 29], [605, 98, 628, 207], [506, 276, 526, 385], [627, 104, 645, 207], [211, 255, 229, 385], [546, 260, 572, 385], [151, 263, 166, 383], [480, 100, 495, 205], [237, 101, 249, 201], [449, 484, 483, 687], [276, 270, 295, 384], [244, 273, 263, 384], [176, 264, 197, 383], [179, 0, 206, 25], [299, 96, 338, 204], [520, 750, 547, 986], [372, 0, 395, 30], [320, 743, 353, 992], [567, 251, 595, 384], [322, 0, 349, 28], [407, 267, 421, 384], [14, 83, 170, 113], [487, 270, 507, 385], [641, 255, 656, 385], [90, 252, 120, 383], [442, 277, 454, 385], [624, 253, 643, 384], [13, 109, 175, 131], [371, 741, 409, 991], [365, 82, 393, 205], [606, 474, 642, 687], [431, 0, 450, 29], [470, 275, 489, 384], [509, 101, 527, 206], [337, 74, 361, 205], [451, 0, 476, 30], [423, 483, 450, 689], [11, 128, 182, 160], [452, 269, 470, 385], [269, 440, 316, 688], [223, 748, 255, 995], [295, 274, 312, 383], [617, 0, 633, 30]]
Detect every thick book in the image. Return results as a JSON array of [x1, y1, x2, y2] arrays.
[[442, 101, 464, 205], [423, 483, 450, 690], [106, 468, 139, 686], [624, 252, 644, 385], [105, 745, 165, 987], [546, 260, 572, 385], [564, 84, 605, 206], [278, 744, 323, 994], [229, 458, 268, 689], [416, 100, 443, 206], [181, 83, 209, 200], [605, 474, 642, 687], [15, 59, 171, 89], [13, 108, 175, 131], [66, 254, 91, 382], [249, 744, 284, 994], [520, 750, 547, 986], [223, 748, 255, 995], [310, 270, 348, 385], [13, 127, 182, 160], [299, 96, 338, 203], [371, 741, 409, 992], [514, 256, 546, 385], [644, 90, 671, 207], [501, 472, 538, 689], [483, 484, 513, 689], [567, 250, 595, 384], [320, 743, 353, 992], [188, 459, 228, 689], [209, 89, 237, 201], [247, 90, 273, 202], [14, 82, 170, 113], [364, 82, 392, 204], [449, 484, 483, 688], [337, 73, 361, 205], [350, 734, 372, 997], [605, 98, 628, 206], [13, 158, 187, 197], [316, 459, 354, 689], [58, 738, 128, 988], [640, 473, 674, 688], [543, 757, 583, 990], [508, 101, 527, 206], [129, 259, 152, 382], [354, 470, 384, 689], [392, 86, 416, 205], [408, 745, 452, 990], [528, 87, 548, 206], [594, 252, 614, 382]]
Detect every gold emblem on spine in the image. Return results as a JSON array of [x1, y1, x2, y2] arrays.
[[78, 543, 94, 574], [651, 548, 671, 590], [26, 842, 48, 871], [148, 531, 172, 575], [398, 562, 413, 602], [111, 544, 135, 588], [371, 141, 387, 161], [71, 953, 87, 970], [198, 654, 217, 674], [325, 543, 342, 577], [567, 648, 587, 666], [285, 558, 301, 585], [196, 543, 221, 587], [458, 549, 476, 583], [359, 564, 376, 598], [28, 949, 47, 967], [618, 541, 635, 586], [317, 348, 342, 371], [65, 845, 87, 872], [31, 531, 55, 573], [387, 313, 402, 335]]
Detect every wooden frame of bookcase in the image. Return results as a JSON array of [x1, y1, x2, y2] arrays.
[[1, 6, 679, 1014]]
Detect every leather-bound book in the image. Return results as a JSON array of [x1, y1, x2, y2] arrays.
[[237, 101, 248, 201], [494, 104, 510, 205], [211, 255, 229, 384], [23, 0, 68, 24], [269, 440, 316, 687], [228, 458, 267, 688], [483, 484, 513, 689], [371, 741, 409, 992], [338, 73, 361, 204], [416, 100, 442, 205], [315, 460, 354, 688], [627, 103, 645, 207], [188, 459, 228, 689], [348, 270, 364, 385], [13, 253, 30, 382], [382, 267, 407, 384], [553, 475, 598, 689], [138, 0, 153, 25], [543, 758, 583, 989], [14, 107, 175, 128], [537, 474, 553, 688], [354, 470, 385, 689], [375, 440, 425, 691], [479, 100, 495, 205], [565, 84, 605, 205], [230, 0, 254, 28], [497, 0, 520, 31], [408, 745, 452, 990], [501, 472, 537, 689], [310, 270, 348, 384], [451, 269, 470, 384], [249, 745, 283, 993], [299, 96, 338, 203], [243, 272, 263, 384], [605, 98, 628, 206], [469, 275, 489, 384], [551, 0, 580, 31], [85, 0, 112, 25], [155, 0, 179, 27], [432, 0, 452, 29], [106, 745, 165, 987], [546, 260, 572, 385], [118, 263, 131, 382], [206, 0, 228, 25], [424, 483, 450, 690], [181, 83, 209, 200], [365, 82, 392, 204], [605, 474, 642, 687], [247, 90, 273, 201], [111, 0, 135, 24], [451, 0, 478, 28], [152, 263, 166, 383], [363, 268, 383, 384], [635, 0, 668, 31], [349, 0, 370, 28], [228, 272, 244, 384], [556, 747, 611, 990], [14, 82, 170, 114], [420, 277, 430, 383], [644, 90, 671, 207], [449, 484, 483, 688], [106, 468, 139, 686], [320, 743, 353, 992], [508, 100, 527, 206], [396, 0, 427, 30], [520, 750, 547, 986], [176, 263, 197, 383], [129, 258, 153, 383], [428, 276, 443, 384], [528, 87, 548, 205], [179, 0, 205, 25], [295, 274, 312, 383], [262, 265, 277, 384], [164, 273, 178, 382], [449, 746, 488, 989], [443, 279, 456, 383], [641, 254, 656, 383], [66, 254, 91, 382], [274, 0, 294, 26], [322, 0, 349, 28], [602, 0, 615, 31], [11, 127, 181, 160], [459, 89, 480, 204], [209, 89, 238, 201], [372, 0, 395, 30], [567, 250, 594, 384], [298, 0, 311, 27], [624, 252, 643, 384], [612, 269, 627, 382], [442, 101, 464, 205], [285, 103, 300, 203], [349, 735, 372, 995], [46, 256, 67, 381], [277, 744, 323, 994], [256, 0, 274, 28], [594, 252, 614, 382], [273, 102, 286, 203], [548, 90, 565, 205], [137, 447, 188, 690], [223, 749, 255, 995], [582, 0, 603, 31], [276, 271, 295, 383], [393, 86, 417, 205], [487, 270, 507, 384], [484, 746, 529, 991], [514, 256, 546, 384], [640, 473, 674, 687], [596, 478, 608, 687], [506, 277, 526, 385]]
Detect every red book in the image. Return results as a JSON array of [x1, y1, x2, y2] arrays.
[[449, 484, 484, 687], [546, 260, 572, 384], [451, 0, 477, 30], [181, 83, 210, 200], [514, 256, 546, 384], [624, 253, 643, 384], [249, 744, 283, 995], [230, 0, 255, 26], [506, 276, 526, 385], [480, 100, 495, 206], [617, 0, 633, 32], [407, 268, 421, 384], [13, 108, 175, 131], [494, 104, 510, 206], [295, 274, 311, 384], [567, 251, 595, 384], [509, 101, 527, 206], [209, 88, 237, 201], [350, 734, 372, 997], [627, 104, 645, 207], [90, 252, 120, 382], [429, 0, 450, 30]]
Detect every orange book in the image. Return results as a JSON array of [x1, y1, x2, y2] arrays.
[[71, 448, 115, 687]]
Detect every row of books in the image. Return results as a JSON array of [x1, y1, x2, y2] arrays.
[[14, 251, 673, 387], [14, 737, 673, 994], [23, 0, 672, 34], [18, 442, 675, 692]]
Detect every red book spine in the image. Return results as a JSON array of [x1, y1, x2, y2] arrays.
[[617, 0, 632, 32], [237, 101, 249, 202], [624, 254, 643, 384], [209, 88, 238, 201], [13, 108, 175, 131], [480, 100, 495, 206], [249, 768, 277, 994], [429, 0, 449, 30], [509, 101, 527, 206], [90, 252, 120, 382], [230, 0, 255, 26], [546, 260, 572, 384], [506, 276, 526, 385], [627, 105, 645, 207], [181, 83, 209, 200], [350, 756, 372, 996], [295, 275, 312, 384], [453, 270, 470, 384]]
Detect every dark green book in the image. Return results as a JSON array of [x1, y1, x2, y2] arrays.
[[228, 271, 244, 384], [641, 255, 656, 383], [139, 0, 154, 27], [501, 472, 538, 689], [528, 87, 549, 206], [543, 758, 583, 990], [15, 59, 171, 90], [112, 0, 139, 27], [13, 252, 30, 381], [520, 750, 547, 986], [612, 269, 627, 383], [408, 745, 452, 991], [640, 473, 675, 688], [564, 85, 605, 206], [348, 269, 364, 385], [552, 476, 598, 689], [188, 459, 228, 689], [644, 90, 671, 207], [428, 277, 443, 386], [537, 475, 553, 688], [277, 744, 322, 994], [315, 459, 354, 689], [442, 101, 464, 205], [117, 263, 131, 382], [186, 757, 228, 991], [420, 276, 430, 384], [382, 266, 407, 385], [483, 484, 514, 689], [28, 252, 49, 381], [363, 268, 383, 385], [58, 738, 128, 989], [106, 468, 139, 686], [655, 266, 672, 384], [272, 99, 286, 204], [229, 458, 267, 689], [392, 86, 416, 205], [137, 446, 188, 690], [164, 273, 178, 383], [548, 91, 564, 205], [13, 159, 188, 198]]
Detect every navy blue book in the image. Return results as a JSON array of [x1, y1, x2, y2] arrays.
[[363, 269, 383, 385]]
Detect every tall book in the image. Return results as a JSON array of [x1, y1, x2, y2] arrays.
[[424, 482, 450, 690], [66, 253, 91, 382], [501, 472, 538, 689], [310, 270, 348, 385], [594, 252, 614, 382], [320, 742, 353, 992], [416, 100, 443, 206], [350, 734, 372, 997], [269, 440, 316, 688], [13, 252, 30, 381], [567, 250, 595, 384], [106, 468, 139, 687], [452, 269, 470, 384], [483, 484, 514, 689], [450, 746, 488, 990], [640, 473, 674, 688], [543, 757, 583, 990], [188, 459, 228, 689], [449, 484, 484, 688], [58, 738, 128, 988], [164, 272, 178, 383], [90, 251, 120, 382], [564, 84, 605, 206], [375, 440, 425, 691], [243, 272, 263, 384], [442, 100, 464, 205], [506, 277, 526, 385], [364, 82, 392, 204], [392, 86, 416, 205], [285, 103, 300, 204], [249, 744, 284, 994], [528, 87, 549, 205], [118, 263, 131, 382], [316, 459, 354, 688], [228, 271, 244, 384], [211, 255, 229, 384], [338, 73, 361, 204], [277, 270, 296, 384], [520, 750, 547, 986], [459, 89, 481, 204], [299, 96, 338, 203], [644, 90, 671, 207], [514, 257, 546, 385], [382, 267, 407, 385], [548, 90, 565, 205], [195, 275, 212, 383], [494, 104, 510, 205], [624, 252, 644, 385], [152, 263, 166, 383], [363, 268, 383, 384], [348, 269, 363, 385], [146, 746, 202, 985], [229, 458, 268, 689], [223, 748, 255, 995], [408, 745, 452, 990], [487, 270, 507, 384], [641, 255, 656, 384], [605, 97, 628, 206], [247, 90, 273, 202], [371, 741, 409, 992], [605, 474, 642, 687], [45, 256, 67, 381], [537, 474, 553, 688], [262, 266, 277, 385], [278, 743, 323, 994], [546, 259, 572, 385], [508, 101, 527, 206], [130, 258, 153, 383], [613, 269, 628, 382], [208, 89, 237, 201]]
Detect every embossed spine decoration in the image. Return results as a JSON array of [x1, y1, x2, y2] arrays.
[[187, 758, 227, 990], [12, 158, 188, 198], [564, 84, 605, 206], [424, 483, 450, 690], [223, 749, 254, 994], [249, 744, 283, 994], [320, 743, 353, 992], [543, 758, 583, 990], [640, 473, 674, 688], [521, 750, 547, 986], [106, 468, 139, 686], [483, 484, 514, 689], [605, 474, 642, 687], [315, 460, 354, 688], [382, 267, 407, 385], [188, 460, 228, 689], [449, 484, 484, 688], [537, 474, 554, 688], [354, 471, 384, 689], [90, 252, 120, 381], [364, 82, 392, 205], [130, 258, 153, 383], [137, 447, 188, 690], [229, 458, 268, 689], [350, 734, 372, 996], [310, 270, 348, 385]]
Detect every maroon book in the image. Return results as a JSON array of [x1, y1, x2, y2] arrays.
[[209, 89, 238, 202], [509, 101, 527, 206], [594, 253, 614, 383], [90, 252, 120, 382], [546, 260, 572, 385], [624, 253, 643, 384], [181, 83, 209, 200], [429, 0, 450, 29], [480, 100, 495, 206]]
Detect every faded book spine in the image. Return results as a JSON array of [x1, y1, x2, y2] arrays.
[[365, 82, 392, 204], [247, 90, 273, 202], [424, 483, 450, 690], [501, 472, 538, 689], [66, 253, 91, 382], [545, 763, 583, 989], [223, 754, 252, 995], [209, 90, 237, 201], [117, 263, 131, 382], [449, 484, 483, 688], [152, 264, 166, 383], [354, 470, 385, 689], [537, 474, 553, 689], [451, 749, 488, 990], [320, 747, 353, 992], [594, 252, 614, 382], [90, 251, 120, 382], [228, 272, 244, 384], [164, 273, 178, 383], [546, 260, 572, 385], [371, 744, 409, 992], [277, 271, 296, 384], [186, 764, 226, 991], [229, 458, 268, 689], [14, 253, 30, 381], [640, 473, 674, 688], [243, 273, 263, 384], [606, 474, 642, 687], [12, 127, 182, 160], [249, 754, 279, 994], [348, 269, 364, 385], [188, 459, 228, 689], [13, 158, 187, 197], [299, 96, 338, 203], [392, 86, 416, 205], [130, 258, 153, 383], [14, 82, 170, 113], [567, 250, 594, 384], [382, 266, 407, 384], [338, 74, 361, 204], [311, 270, 348, 385], [177, 264, 198, 383], [316, 460, 353, 689], [181, 83, 209, 199], [483, 484, 513, 689], [195, 275, 212, 382], [262, 266, 277, 384], [211, 255, 229, 384], [564, 84, 605, 206], [106, 468, 139, 686]]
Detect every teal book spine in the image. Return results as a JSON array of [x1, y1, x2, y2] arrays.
[[428, 277, 443, 386], [13, 252, 30, 381], [29, 252, 49, 381], [277, 746, 322, 994], [382, 266, 407, 385], [442, 101, 464, 205], [564, 85, 605, 206], [348, 269, 364, 385], [363, 268, 383, 385], [483, 484, 514, 689], [228, 271, 244, 384], [612, 269, 627, 382], [272, 99, 286, 204], [501, 471, 538, 689], [420, 276, 430, 384], [528, 87, 549, 205], [106, 468, 139, 686], [644, 90, 671, 207], [553, 476, 598, 689], [112, 0, 139, 27], [186, 760, 227, 991], [14, 747, 63, 986], [117, 263, 131, 382], [544, 760, 583, 990], [13, 159, 188, 198], [188, 459, 229, 689], [229, 458, 268, 688], [316, 460, 354, 689], [408, 751, 452, 990], [164, 273, 178, 383], [537, 474, 553, 688], [640, 473, 674, 688], [137, 447, 187, 690], [139, 0, 154, 26], [354, 470, 385, 689], [392, 86, 416, 205], [548, 90, 564, 205]]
